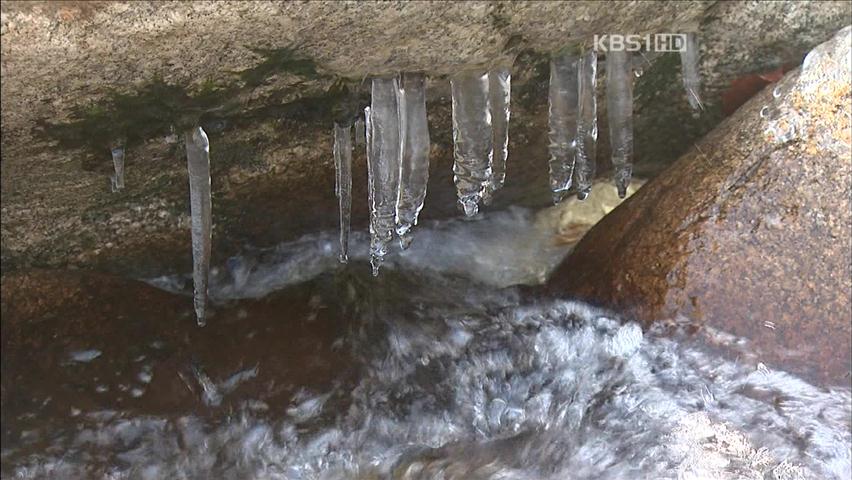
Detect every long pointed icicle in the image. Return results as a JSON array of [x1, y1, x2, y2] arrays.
[[607, 49, 634, 198], [110, 144, 126, 192], [680, 32, 704, 112], [185, 126, 212, 326], [334, 123, 352, 263], [548, 52, 579, 204], [366, 77, 401, 275], [450, 71, 492, 217], [484, 67, 511, 205], [574, 50, 598, 200], [395, 72, 430, 250]]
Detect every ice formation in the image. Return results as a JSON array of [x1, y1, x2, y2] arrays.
[[184, 126, 212, 326], [333, 123, 352, 263], [680, 32, 704, 112], [365, 77, 401, 275], [354, 117, 366, 147], [485, 67, 511, 204], [110, 144, 126, 192], [450, 71, 492, 216], [606, 49, 634, 198], [574, 50, 598, 200], [548, 51, 579, 204], [395, 72, 431, 249]]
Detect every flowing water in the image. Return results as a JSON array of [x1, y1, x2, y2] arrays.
[[2, 203, 850, 480]]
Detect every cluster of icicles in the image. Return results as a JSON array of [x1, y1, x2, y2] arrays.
[[333, 70, 513, 277], [106, 34, 702, 326]]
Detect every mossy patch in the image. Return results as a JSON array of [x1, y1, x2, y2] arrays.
[[38, 79, 238, 154], [37, 46, 328, 161], [239, 46, 324, 87]]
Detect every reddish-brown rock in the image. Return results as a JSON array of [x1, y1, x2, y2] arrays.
[[547, 27, 852, 386]]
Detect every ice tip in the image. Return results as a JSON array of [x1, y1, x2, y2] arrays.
[[370, 255, 383, 276], [459, 198, 480, 217], [338, 253, 349, 264], [190, 126, 210, 150], [398, 232, 413, 250]]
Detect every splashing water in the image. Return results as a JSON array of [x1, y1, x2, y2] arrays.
[[7, 198, 851, 479], [185, 126, 212, 326], [7, 278, 850, 479]]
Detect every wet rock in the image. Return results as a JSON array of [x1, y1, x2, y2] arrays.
[[0, 269, 357, 439], [547, 27, 852, 386]]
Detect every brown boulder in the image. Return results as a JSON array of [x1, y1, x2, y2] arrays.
[[547, 26, 852, 386]]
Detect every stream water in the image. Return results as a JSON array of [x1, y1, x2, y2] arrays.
[[2, 206, 850, 480]]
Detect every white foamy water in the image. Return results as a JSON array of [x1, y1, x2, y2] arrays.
[[8, 205, 849, 480], [148, 206, 573, 300], [6, 297, 850, 479]]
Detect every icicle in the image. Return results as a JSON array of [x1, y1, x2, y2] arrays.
[[548, 52, 579, 204], [333, 123, 353, 263], [110, 143, 126, 192], [354, 117, 366, 147], [574, 50, 598, 200], [185, 126, 212, 326], [333, 135, 341, 199], [484, 67, 511, 205], [395, 72, 431, 250], [366, 77, 401, 275], [450, 71, 492, 216], [680, 32, 704, 112], [607, 49, 634, 199]]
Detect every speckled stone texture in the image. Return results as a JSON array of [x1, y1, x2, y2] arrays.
[[1, 1, 849, 276], [547, 26, 852, 385]]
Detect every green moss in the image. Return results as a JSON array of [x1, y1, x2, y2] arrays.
[[38, 46, 324, 159], [38, 78, 238, 154], [239, 47, 324, 87]]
